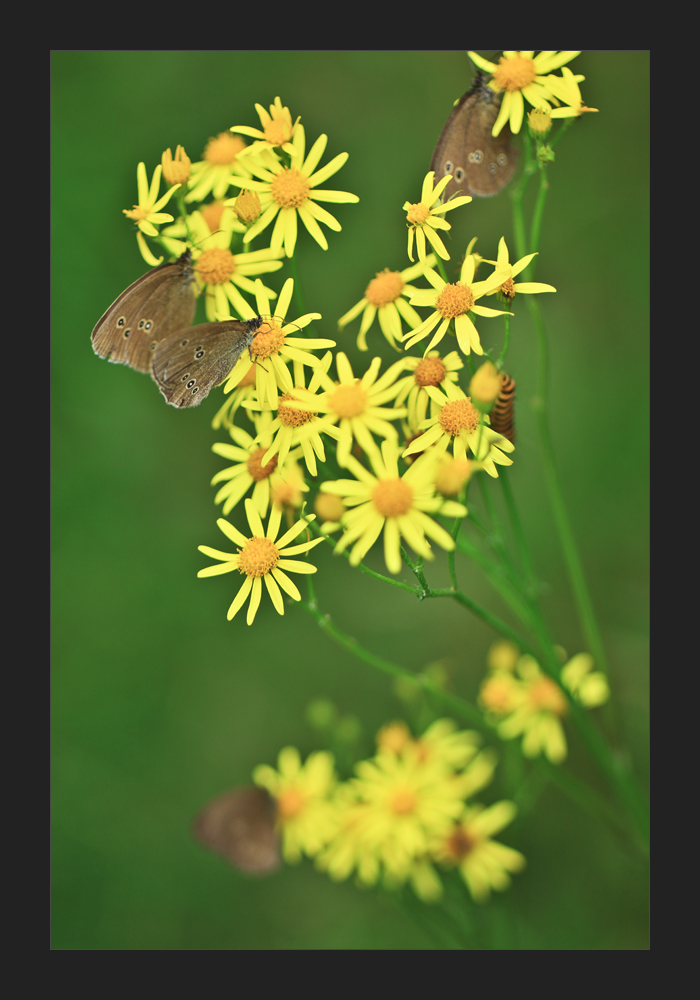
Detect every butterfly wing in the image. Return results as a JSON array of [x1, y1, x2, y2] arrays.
[[193, 787, 281, 875], [91, 250, 197, 374], [430, 77, 518, 199], [152, 317, 263, 408]]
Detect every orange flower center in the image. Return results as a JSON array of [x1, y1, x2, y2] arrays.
[[123, 205, 148, 221], [276, 787, 305, 819], [493, 53, 537, 92], [414, 356, 447, 387], [528, 677, 568, 715], [246, 447, 278, 482], [278, 389, 318, 427], [234, 189, 261, 223], [327, 380, 367, 418], [204, 132, 247, 165], [406, 202, 430, 226], [500, 277, 515, 300], [435, 282, 474, 319], [237, 535, 279, 577], [271, 167, 310, 209], [162, 145, 191, 186], [196, 247, 236, 285], [389, 787, 417, 815], [372, 478, 414, 518], [252, 321, 286, 360], [438, 397, 480, 437], [365, 269, 403, 307]]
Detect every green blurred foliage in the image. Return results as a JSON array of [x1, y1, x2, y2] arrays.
[[52, 51, 648, 949]]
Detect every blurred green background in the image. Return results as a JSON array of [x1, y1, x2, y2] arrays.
[[52, 51, 648, 949]]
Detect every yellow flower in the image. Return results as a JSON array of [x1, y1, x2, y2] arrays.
[[123, 162, 181, 265], [487, 639, 520, 672], [560, 652, 609, 707], [188, 228, 285, 322], [230, 96, 301, 157], [482, 237, 556, 304], [313, 492, 346, 535], [253, 747, 337, 862], [343, 743, 467, 880], [197, 498, 324, 625], [227, 124, 359, 257], [210, 419, 308, 517], [186, 132, 252, 202], [496, 655, 569, 763], [321, 439, 466, 575], [404, 171, 472, 263], [246, 352, 340, 477], [432, 802, 526, 903], [288, 352, 407, 467], [221, 278, 330, 410], [405, 255, 511, 356], [403, 380, 514, 477], [394, 350, 463, 433], [544, 66, 599, 118], [469, 50, 581, 136], [338, 257, 436, 352], [412, 718, 482, 771]]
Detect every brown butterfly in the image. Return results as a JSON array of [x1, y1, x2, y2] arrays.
[[430, 74, 518, 200], [192, 786, 281, 875], [151, 315, 264, 408], [91, 249, 198, 373]]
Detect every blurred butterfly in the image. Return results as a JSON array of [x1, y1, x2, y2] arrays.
[[193, 786, 281, 875]]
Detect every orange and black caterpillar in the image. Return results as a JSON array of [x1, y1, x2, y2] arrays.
[[490, 374, 516, 443]]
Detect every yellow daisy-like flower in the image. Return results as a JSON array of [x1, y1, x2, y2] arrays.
[[544, 67, 599, 118], [321, 439, 467, 575], [210, 419, 308, 517], [496, 654, 569, 763], [394, 350, 463, 434], [404, 171, 472, 263], [469, 50, 581, 136], [221, 278, 331, 411], [288, 352, 407, 467], [403, 380, 514, 477], [197, 498, 324, 625], [343, 745, 468, 883], [432, 801, 526, 903], [226, 124, 359, 257], [252, 747, 337, 863], [186, 132, 252, 202], [405, 254, 511, 356], [189, 228, 285, 322], [482, 237, 556, 303], [338, 257, 437, 352], [560, 652, 609, 707], [246, 353, 340, 477], [230, 95, 300, 158], [123, 162, 181, 265]]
